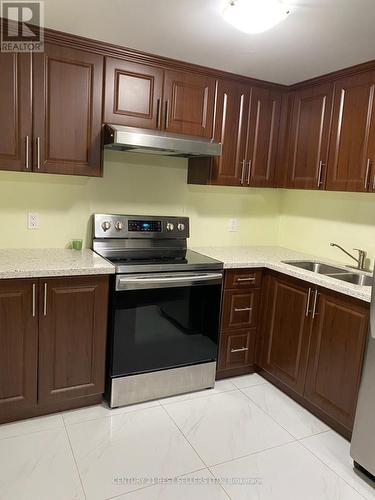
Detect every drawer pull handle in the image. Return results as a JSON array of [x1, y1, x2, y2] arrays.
[[231, 347, 249, 353], [236, 277, 255, 282], [234, 307, 252, 312]]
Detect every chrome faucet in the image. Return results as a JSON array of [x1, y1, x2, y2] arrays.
[[330, 243, 368, 271]]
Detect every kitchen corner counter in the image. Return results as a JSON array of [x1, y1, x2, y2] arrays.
[[193, 246, 373, 303], [0, 249, 115, 279]]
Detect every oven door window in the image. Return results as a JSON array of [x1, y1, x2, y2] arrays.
[[111, 284, 221, 377]]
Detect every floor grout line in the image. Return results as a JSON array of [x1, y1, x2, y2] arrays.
[[62, 416, 88, 500], [237, 386, 297, 441], [159, 387, 240, 407], [297, 438, 370, 500]]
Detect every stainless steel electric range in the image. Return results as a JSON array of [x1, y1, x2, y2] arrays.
[[93, 214, 223, 407]]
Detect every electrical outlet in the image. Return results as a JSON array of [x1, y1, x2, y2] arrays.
[[228, 218, 239, 232], [28, 213, 40, 230]]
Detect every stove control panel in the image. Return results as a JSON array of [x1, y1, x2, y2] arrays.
[[94, 214, 190, 239]]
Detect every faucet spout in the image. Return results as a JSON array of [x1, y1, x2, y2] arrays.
[[330, 243, 367, 271]]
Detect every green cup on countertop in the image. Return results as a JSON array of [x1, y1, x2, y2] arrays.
[[71, 239, 83, 250]]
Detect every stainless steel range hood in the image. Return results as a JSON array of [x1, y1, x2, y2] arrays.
[[103, 124, 222, 158]]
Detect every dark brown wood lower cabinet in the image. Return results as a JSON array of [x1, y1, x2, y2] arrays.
[[0, 280, 38, 420], [258, 271, 369, 437], [38, 276, 109, 404], [304, 289, 369, 431], [0, 275, 109, 424], [259, 273, 312, 395], [218, 329, 256, 374]]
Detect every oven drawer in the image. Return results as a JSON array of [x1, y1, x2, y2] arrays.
[[221, 290, 260, 330], [225, 269, 262, 290], [218, 328, 256, 371]]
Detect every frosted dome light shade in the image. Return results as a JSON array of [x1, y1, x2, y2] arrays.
[[222, 0, 291, 34]]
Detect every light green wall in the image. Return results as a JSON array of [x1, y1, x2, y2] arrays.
[[0, 151, 280, 249], [278, 190, 375, 268], [2, 153, 375, 267]]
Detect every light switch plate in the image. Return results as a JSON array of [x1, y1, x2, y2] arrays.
[[28, 213, 40, 229]]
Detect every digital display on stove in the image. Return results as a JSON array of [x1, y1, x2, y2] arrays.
[[128, 220, 162, 232]]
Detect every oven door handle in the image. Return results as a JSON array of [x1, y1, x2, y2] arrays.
[[116, 272, 223, 290]]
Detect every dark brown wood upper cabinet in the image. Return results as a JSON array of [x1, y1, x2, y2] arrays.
[[326, 72, 375, 192], [163, 69, 216, 138], [209, 79, 251, 185], [33, 43, 104, 176], [246, 87, 281, 188], [0, 280, 38, 419], [104, 58, 164, 130], [304, 289, 368, 430], [259, 273, 312, 395], [38, 276, 108, 405], [286, 84, 333, 190], [0, 53, 32, 172]]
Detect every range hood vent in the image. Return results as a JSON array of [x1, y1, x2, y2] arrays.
[[103, 124, 222, 158]]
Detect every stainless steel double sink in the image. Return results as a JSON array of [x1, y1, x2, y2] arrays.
[[282, 260, 373, 287]]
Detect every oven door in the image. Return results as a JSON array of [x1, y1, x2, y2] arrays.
[[108, 272, 223, 377]]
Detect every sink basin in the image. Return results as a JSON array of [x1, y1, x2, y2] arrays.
[[282, 260, 349, 275], [282, 260, 372, 287], [331, 273, 373, 286]]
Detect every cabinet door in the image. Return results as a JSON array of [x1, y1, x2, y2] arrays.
[[0, 280, 38, 421], [104, 58, 164, 130], [163, 70, 215, 138], [287, 84, 333, 189], [33, 44, 104, 176], [304, 290, 369, 430], [0, 53, 32, 172], [209, 79, 250, 185], [246, 87, 281, 187], [38, 276, 109, 405], [326, 72, 375, 192], [218, 329, 256, 372], [259, 273, 312, 394]]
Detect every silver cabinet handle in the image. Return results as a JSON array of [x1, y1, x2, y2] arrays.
[[236, 277, 255, 282], [156, 98, 161, 129], [165, 100, 170, 129], [247, 159, 252, 185], [372, 172, 375, 192], [312, 289, 319, 318], [240, 159, 246, 185], [25, 136, 30, 169], [317, 160, 325, 188], [305, 288, 312, 317], [231, 347, 249, 353], [43, 283, 47, 316], [32, 283, 36, 317], [365, 159, 371, 190], [36, 137, 41, 169], [234, 307, 252, 312]]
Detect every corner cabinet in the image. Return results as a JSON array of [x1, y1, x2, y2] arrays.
[[259, 271, 369, 437], [0, 44, 104, 176], [0, 276, 109, 424], [104, 58, 216, 138], [188, 79, 281, 187]]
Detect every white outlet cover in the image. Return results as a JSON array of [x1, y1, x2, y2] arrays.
[[228, 218, 239, 232], [28, 213, 40, 229]]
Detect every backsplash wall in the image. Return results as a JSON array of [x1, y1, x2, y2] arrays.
[[278, 190, 375, 268], [0, 151, 280, 249]]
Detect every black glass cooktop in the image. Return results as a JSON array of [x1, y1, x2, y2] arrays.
[[109, 250, 223, 274]]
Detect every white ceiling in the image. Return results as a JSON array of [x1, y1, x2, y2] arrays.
[[41, 0, 375, 85]]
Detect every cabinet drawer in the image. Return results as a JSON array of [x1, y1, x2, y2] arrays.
[[218, 329, 256, 371], [222, 290, 260, 330], [225, 269, 262, 290]]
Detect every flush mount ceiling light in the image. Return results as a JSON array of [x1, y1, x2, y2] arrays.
[[222, 0, 291, 34]]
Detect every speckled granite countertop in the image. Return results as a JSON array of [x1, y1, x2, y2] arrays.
[[193, 246, 373, 303], [0, 249, 115, 279]]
